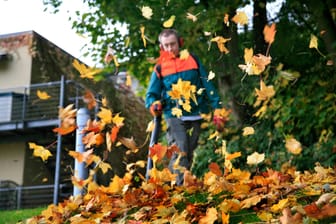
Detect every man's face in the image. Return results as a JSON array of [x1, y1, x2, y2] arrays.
[[160, 34, 180, 57]]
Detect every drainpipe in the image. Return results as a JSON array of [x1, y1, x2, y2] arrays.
[[73, 108, 90, 196], [53, 75, 65, 204]]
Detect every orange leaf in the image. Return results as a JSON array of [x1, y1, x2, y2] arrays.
[[263, 23, 277, 44], [83, 89, 97, 110], [53, 125, 77, 135], [110, 126, 120, 143], [149, 143, 167, 162], [209, 162, 222, 176], [166, 144, 180, 159]]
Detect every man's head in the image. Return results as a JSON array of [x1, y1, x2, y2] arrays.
[[158, 29, 181, 56]]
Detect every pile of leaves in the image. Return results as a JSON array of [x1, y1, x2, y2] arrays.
[[26, 159, 335, 223]]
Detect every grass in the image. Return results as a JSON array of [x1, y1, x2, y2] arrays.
[[0, 207, 45, 224]]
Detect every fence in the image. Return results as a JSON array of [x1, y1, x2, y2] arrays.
[[0, 181, 71, 210]]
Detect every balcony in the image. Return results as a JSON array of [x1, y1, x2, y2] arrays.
[[0, 77, 91, 132]]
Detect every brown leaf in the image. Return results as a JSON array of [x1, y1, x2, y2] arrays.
[[279, 208, 302, 224]]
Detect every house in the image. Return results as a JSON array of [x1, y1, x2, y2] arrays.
[[0, 31, 151, 210], [0, 30, 89, 209]]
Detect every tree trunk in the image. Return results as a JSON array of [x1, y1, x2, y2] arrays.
[[307, 0, 336, 67], [253, 0, 268, 54]]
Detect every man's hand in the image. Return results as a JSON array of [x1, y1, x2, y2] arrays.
[[150, 101, 162, 117]]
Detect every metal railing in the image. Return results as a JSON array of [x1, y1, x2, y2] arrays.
[[0, 181, 71, 210], [0, 79, 91, 131]]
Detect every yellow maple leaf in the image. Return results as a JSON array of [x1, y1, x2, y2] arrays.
[[258, 211, 273, 222], [210, 36, 231, 54], [242, 126, 255, 136], [28, 142, 52, 162], [141, 6, 153, 19], [263, 23, 277, 44], [98, 161, 112, 174], [271, 198, 290, 213], [247, 151, 265, 165], [36, 90, 51, 100], [179, 49, 190, 60], [231, 11, 249, 25], [255, 80, 275, 102], [172, 108, 182, 118], [163, 15, 176, 28], [112, 113, 125, 127], [97, 107, 112, 124], [285, 136, 302, 155], [72, 59, 102, 79]]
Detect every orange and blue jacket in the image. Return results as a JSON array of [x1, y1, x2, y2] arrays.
[[145, 53, 222, 118]]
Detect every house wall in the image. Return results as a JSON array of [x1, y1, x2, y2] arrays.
[[0, 46, 32, 91], [0, 142, 25, 185]]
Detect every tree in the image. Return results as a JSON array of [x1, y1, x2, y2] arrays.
[[43, 0, 336, 172]]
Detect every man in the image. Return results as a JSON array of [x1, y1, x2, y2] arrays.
[[145, 29, 224, 185]]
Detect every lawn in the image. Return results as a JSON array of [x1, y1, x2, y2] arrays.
[[0, 207, 45, 224]]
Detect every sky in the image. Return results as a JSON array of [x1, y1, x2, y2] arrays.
[[0, 0, 283, 67], [0, 0, 94, 66]]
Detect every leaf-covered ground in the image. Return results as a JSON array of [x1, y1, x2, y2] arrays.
[[26, 161, 336, 223]]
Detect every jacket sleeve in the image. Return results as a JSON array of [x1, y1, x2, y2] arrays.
[[195, 57, 223, 109], [145, 70, 162, 109]]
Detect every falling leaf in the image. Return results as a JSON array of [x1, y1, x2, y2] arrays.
[[140, 25, 147, 47], [83, 89, 97, 110], [231, 11, 248, 25], [207, 71, 215, 81], [36, 90, 51, 100], [28, 142, 52, 162], [119, 137, 138, 152], [97, 107, 112, 124], [210, 36, 231, 54], [126, 74, 132, 87], [98, 161, 112, 174], [110, 126, 120, 143], [104, 46, 120, 67], [263, 23, 277, 44], [172, 107, 182, 118], [179, 49, 190, 60], [247, 152, 265, 165], [309, 34, 326, 57], [242, 126, 255, 136], [255, 80, 275, 102], [141, 6, 153, 19], [186, 12, 198, 22], [112, 113, 125, 127], [72, 59, 102, 79], [149, 143, 167, 162], [285, 136, 302, 155], [309, 34, 318, 49], [163, 15, 176, 28], [223, 13, 229, 26]]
